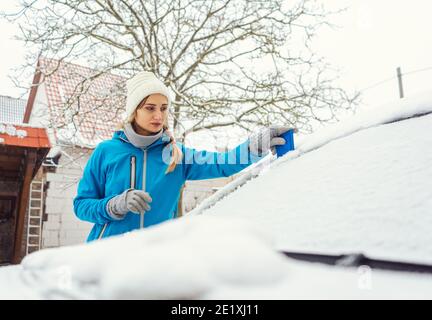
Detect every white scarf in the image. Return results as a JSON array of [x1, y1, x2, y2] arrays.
[[123, 123, 164, 149]]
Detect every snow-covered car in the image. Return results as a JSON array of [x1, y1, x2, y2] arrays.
[[188, 91, 432, 299], [1, 92, 432, 300]]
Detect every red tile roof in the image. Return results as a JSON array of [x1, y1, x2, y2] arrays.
[[34, 58, 127, 146], [0, 123, 51, 149]]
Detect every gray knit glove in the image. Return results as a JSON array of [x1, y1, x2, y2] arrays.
[[249, 125, 295, 156], [106, 189, 152, 220]]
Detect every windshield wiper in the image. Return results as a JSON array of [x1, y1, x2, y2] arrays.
[[279, 251, 432, 274]]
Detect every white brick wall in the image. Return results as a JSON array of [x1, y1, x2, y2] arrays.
[[183, 175, 237, 213], [42, 237, 59, 248], [45, 214, 60, 224], [41, 146, 93, 248], [46, 183, 77, 198], [45, 196, 65, 213], [43, 221, 61, 230]]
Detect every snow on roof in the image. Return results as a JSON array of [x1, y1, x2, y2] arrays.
[[0, 95, 27, 124], [1, 214, 432, 299], [189, 91, 432, 265], [37, 58, 127, 147], [0, 122, 50, 148]]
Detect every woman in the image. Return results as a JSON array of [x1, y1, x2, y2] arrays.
[[73, 71, 290, 241]]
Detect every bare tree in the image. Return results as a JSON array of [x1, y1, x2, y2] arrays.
[[3, 0, 358, 140]]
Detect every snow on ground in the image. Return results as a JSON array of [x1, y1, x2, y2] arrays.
[[191, 92, 432, 265]]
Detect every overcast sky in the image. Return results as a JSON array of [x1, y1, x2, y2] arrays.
[[1, 0, 432, 109], [314, 0, 432, 109]]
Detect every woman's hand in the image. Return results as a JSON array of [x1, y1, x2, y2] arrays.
[[249, 125, 296, 156], [107, 189, 152, 219]]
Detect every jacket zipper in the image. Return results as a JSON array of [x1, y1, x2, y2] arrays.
[[98, 155, 136, 240], [130, 155, 136, 189], [140, 150, 147, 229], [98, 224, 107, 240]]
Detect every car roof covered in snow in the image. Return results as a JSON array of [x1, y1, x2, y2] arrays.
[[1, 92, 432, 300], [189, 91, 432, 266]]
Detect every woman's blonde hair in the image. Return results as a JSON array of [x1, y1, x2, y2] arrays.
[[117, 96, 183, 174]]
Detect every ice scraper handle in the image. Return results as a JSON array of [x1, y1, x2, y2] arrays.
[[275, 129, 295, 157]]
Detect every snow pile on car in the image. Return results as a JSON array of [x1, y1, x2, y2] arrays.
[[15, 215, 288, 299], [191, 91, 432, 265]]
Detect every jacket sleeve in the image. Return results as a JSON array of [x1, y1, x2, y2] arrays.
[[182, 139, 265, 181], [73, 144, 118, 224]]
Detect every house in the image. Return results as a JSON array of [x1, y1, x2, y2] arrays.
[[23, 57, 239, 250], [0, 120, 50, 264], [0, 95, 27, 124]]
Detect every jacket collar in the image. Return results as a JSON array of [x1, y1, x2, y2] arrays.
[[112, 129, 171, 150]]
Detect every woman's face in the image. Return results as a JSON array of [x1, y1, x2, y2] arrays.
[[134, 94, 168, 135]]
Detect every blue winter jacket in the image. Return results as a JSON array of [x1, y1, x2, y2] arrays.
[[73, 130, 262, 241]]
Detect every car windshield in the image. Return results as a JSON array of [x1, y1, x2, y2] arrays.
[[188, 94, 432, 267]]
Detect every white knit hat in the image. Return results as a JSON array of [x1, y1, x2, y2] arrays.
[[125, 71, 171, 120]]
